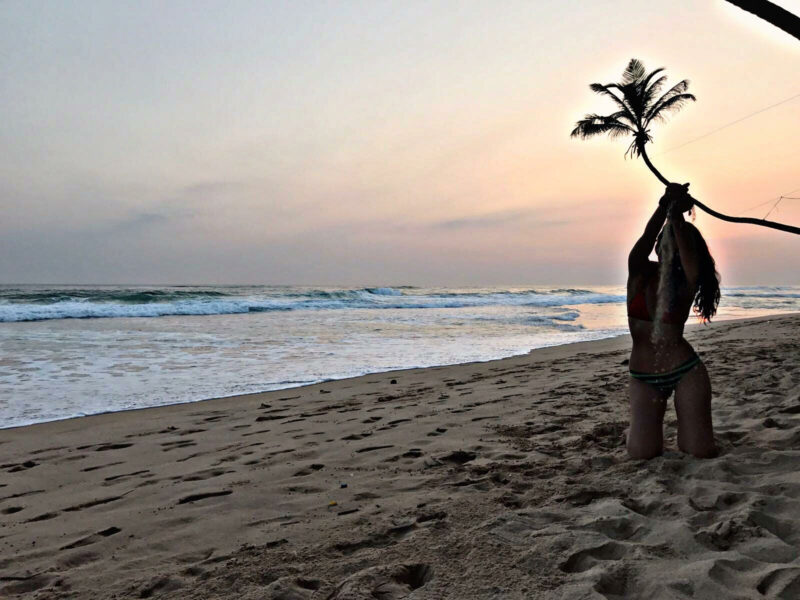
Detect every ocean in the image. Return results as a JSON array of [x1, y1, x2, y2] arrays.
[[1, 284, 797, 429]]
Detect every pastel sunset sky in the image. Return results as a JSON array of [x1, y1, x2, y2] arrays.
[[2, 0, 798, 285]]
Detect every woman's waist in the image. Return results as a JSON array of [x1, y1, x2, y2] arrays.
[[629, 338, 697, 373]]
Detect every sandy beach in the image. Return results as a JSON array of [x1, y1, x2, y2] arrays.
[[1, 313, 799, 599]]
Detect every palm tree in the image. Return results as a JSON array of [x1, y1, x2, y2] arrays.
[[571, 58, 800, 235], [571, 58, 693, 185]]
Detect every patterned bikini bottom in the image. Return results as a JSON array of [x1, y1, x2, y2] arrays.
[[629, 353, 701, 396]]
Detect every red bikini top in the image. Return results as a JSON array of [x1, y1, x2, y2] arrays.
[[627, 289, 653, 321]]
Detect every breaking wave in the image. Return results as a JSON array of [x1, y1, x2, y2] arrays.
[[2, 284, 795, 323], [0, 286, 624, 322]]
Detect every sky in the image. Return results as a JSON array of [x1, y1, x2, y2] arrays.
[[1, 0, 799, 286]]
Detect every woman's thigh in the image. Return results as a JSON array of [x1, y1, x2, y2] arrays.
[[628, 377, 667, 459], [673, 362, 716, 458]]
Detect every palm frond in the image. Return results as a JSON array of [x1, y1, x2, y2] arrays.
[[641, 68, 665, 91], [618, 63, 667, 121], [642, 74, 667, 112], [625, 139, 639, 158], [647, 93, 696, 123], [622, 58, 646, 84], [659, 79, 690, 101], [570, 114, 634, 140], [589, 83, 638, 125], [646, 80, 692, 123]]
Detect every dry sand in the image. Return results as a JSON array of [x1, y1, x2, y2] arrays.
[[1, 313, 799, 599]]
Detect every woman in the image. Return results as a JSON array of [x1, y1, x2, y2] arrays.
[[626, 183, 721, 459]]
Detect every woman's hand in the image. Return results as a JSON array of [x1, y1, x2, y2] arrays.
[[660, 182, 693, 214]]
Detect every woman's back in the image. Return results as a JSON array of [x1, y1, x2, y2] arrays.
[[627, 261, 696, 372]]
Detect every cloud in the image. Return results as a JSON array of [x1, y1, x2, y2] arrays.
[[110, 211, 170, 232], [83, 203, 197, 236], [291, 208, 579, 239], [428, 209, 571, 230], [83, 180, 244, 235]]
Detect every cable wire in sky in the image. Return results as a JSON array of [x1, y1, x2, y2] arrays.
[[738, 187, 800, 216], [656, 92, 800, 156], [763, 195, 800, 220]]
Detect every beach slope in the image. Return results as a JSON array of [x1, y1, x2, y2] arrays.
[[1, 314, 799, 599]]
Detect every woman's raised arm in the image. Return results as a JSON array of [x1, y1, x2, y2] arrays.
[[628, 201, 668, 274]]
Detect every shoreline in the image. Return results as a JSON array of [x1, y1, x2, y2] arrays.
[[4, 312, 794, 433], [5, 330, 625, 433], [2, 312, 799, 598]]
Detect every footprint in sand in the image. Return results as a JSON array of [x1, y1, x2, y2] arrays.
[[342, 432, 373, 441], [333, 521, 419, 556], [6, 460, 38, 472], [353, 491, 380, 501], [161, 440, 197, 451], [439, 450, 476, 465], [94, 443, 133, 451], [559, 488, 618, 507], [757, 567, 800, 597], [60, 526, 122, 550], [82, 461, 125, 473], [376, 418, 411, 431], [581, 516, 643, 542], [256, 414, 289, 422], [26, 511, 59, 522], [182, 468, 233, 482], [137, 575, 184, 598], [259, 576, 321, 599], [401, 448, 423, 458], [242, 428, 272, 437], [63, 494, 126, 512], [593, 567, 629, 597], [707, 557, 761, 591], [559, 541, 627, 574], [103, 470, 150, 485], [355, 445, 394, 454], [0, 574, 57, 596], [292, 464, 324, 476], [497, 492, 524, 509], [176, 490, 232, 504], [327, 563, 432, 599]]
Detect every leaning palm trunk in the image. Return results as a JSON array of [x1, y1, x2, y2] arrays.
[[724, 0, 800, 42], [636, 142, 800, 235], [572, 59, 800, 236]]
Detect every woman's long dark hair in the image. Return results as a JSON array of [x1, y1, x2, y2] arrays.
[[683, 222, 721, 322]]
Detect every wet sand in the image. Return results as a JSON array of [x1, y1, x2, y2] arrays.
[[1, 313, 799, 599]]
